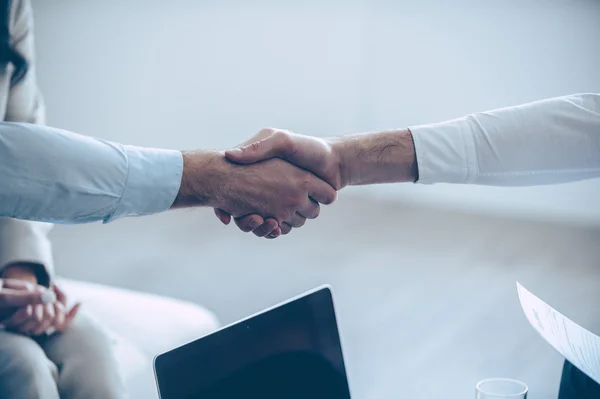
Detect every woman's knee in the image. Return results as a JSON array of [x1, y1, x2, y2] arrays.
[[0, 335, 58, 398], [42, 314, 126, 399]]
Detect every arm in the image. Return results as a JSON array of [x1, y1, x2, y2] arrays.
[[0, 122, 335, 225], [223, 93, 600, 236], [409, 93, 600, 185], [226, 93, 600, 188]]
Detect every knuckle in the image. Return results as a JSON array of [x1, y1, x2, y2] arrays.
[[256, 127, 277, 141], [250, 141, 261, 152], [280, 209, 295, 222], [272, 130, 288, 142], [300, 173, 314, 191], [284, 193, 303, 210], [275, 212, 288, 223], [273, 130, 295, 155]]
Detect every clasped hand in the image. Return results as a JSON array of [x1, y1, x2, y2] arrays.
[[214, 128, 343, 239], [0, 279, 81, 336]]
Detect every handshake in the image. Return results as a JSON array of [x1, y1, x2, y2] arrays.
[[173, 127, 417, 239]]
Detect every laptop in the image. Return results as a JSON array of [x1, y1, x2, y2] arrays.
[[154, 285, 351, 399]]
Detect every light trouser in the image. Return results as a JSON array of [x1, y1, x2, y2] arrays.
[[0, 311, 126, 399]]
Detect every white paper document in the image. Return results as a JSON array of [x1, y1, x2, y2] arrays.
[[517, 282, 600, 385]]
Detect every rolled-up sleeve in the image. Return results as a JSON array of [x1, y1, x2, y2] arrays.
[[0, 122, 183, 224], [410, 93, 600, 186]]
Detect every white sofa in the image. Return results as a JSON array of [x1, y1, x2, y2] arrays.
[[59, 279, 219, 399]]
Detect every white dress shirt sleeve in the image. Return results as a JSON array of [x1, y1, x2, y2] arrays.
[[0, 122, 183, 224], [409, 93, 600, 186]]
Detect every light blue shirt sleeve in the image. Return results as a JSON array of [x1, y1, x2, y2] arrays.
[[0, 122, 183, 223]]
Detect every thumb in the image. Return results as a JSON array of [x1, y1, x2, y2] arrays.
[[0, 288, 52, 307], [225, 135, 282, 164], [52, 283, 68, 306]]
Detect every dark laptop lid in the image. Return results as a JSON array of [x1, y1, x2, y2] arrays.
[[154, 285, 351, 399]]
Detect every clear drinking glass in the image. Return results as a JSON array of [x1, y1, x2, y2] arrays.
[[476, 378, 528, 399]]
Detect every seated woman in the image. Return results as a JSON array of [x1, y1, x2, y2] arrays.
[[0, 1, 125, 398]]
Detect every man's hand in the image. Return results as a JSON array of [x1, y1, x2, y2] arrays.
[[225, 128, 417, 188], [172, 147, 337, 235], [218, 127, 418, 235], [226, 129, 346, 190], [212, 128, 342, 238]]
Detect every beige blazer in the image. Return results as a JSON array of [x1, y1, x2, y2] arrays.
[[0, 0, 53, 285]]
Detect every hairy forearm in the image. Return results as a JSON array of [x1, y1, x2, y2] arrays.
[[331, 128, 418, 187], [172, 150, 222, 208]]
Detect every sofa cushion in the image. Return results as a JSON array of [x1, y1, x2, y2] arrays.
[[58, 278, 219, 398]]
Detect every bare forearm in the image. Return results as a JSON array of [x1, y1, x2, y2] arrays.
[[330, 128, 418, 187], [172, 150, 223, 209]]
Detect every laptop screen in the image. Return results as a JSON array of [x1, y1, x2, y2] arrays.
[[154, 286, 351, 399]]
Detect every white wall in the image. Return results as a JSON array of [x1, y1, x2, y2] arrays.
[[32, 0, 600, 225]]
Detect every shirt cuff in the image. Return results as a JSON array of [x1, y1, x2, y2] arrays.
[[0, 219, 54, 286], [106, 147, 184, 222], [409, 116, 479, 184]]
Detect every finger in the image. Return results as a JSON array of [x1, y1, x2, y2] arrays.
[[297, 198, 320, 220], [307, 175, 337, 205], [266, 226, 282, 239], [233, 127, 278, 148], [32, 303, 55, 336], [279, 223, 292, 235], [288, 212, 307, 228], [225, 131, 289, 164], [52, 284, 67, 306], [251, 218, 278, 238], [12, 305, 38, 334], [233, 214, 264, 233], [58, 303, 81, 332], [33, 304, 44, 323], [54, 302, 65, 329], [214, 209, 231, 225], [2, 306, 31, 328], [1, 278, 35, 291], [0, 288, 49, 307]]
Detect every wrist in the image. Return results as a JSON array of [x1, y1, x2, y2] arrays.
[[329, 129, 417, 186], [327, 138, 352, 189], [172, 150, 228, 209]]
